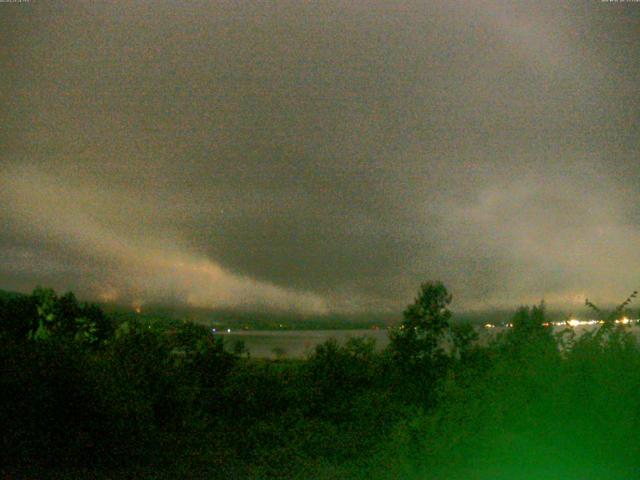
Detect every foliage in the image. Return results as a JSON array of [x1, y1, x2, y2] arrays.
[[585, 289, 638, 325], [0, 287, 114, 346], [389, 281, 452, 369], [451, 322, 479, 361], [501, 302, 557, 360], [3, 283, 640, 478]]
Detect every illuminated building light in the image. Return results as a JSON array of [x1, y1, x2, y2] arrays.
[[568, 319, 580, 327]]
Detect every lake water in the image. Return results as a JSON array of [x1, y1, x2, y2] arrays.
[[215, 329, 390, 358], [215, 323, 640, 358]]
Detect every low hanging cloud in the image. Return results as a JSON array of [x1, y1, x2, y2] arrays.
[[0, 166, 329, 313]]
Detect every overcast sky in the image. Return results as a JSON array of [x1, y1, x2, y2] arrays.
[[2, 1, 639, 313]]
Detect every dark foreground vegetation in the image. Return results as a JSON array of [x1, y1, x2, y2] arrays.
[[2, 284, 640, 479]]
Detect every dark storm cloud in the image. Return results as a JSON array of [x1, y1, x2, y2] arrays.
[[1, 1, 639, 312]]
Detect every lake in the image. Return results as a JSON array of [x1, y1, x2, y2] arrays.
[[215, 322, 640, 358], [215, 329, 390, 358]]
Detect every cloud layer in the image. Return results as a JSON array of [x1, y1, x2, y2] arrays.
[[2, 1, 639, 312]]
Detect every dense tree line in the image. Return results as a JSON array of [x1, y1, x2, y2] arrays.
[[1, 283, 640, 478]]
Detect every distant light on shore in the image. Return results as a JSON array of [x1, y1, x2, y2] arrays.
[[488, 318, 640, 329]]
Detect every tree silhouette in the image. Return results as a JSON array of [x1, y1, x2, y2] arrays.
[[389, 281, 452, 370], [585, 290, 638, 325]]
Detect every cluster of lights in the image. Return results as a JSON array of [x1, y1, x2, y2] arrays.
[[211, 328, 232, 333], [617, 317, 633, 325], [484, 323, 512, 329], [565, 317, 638, 327], [482, 318, 639, 329]]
